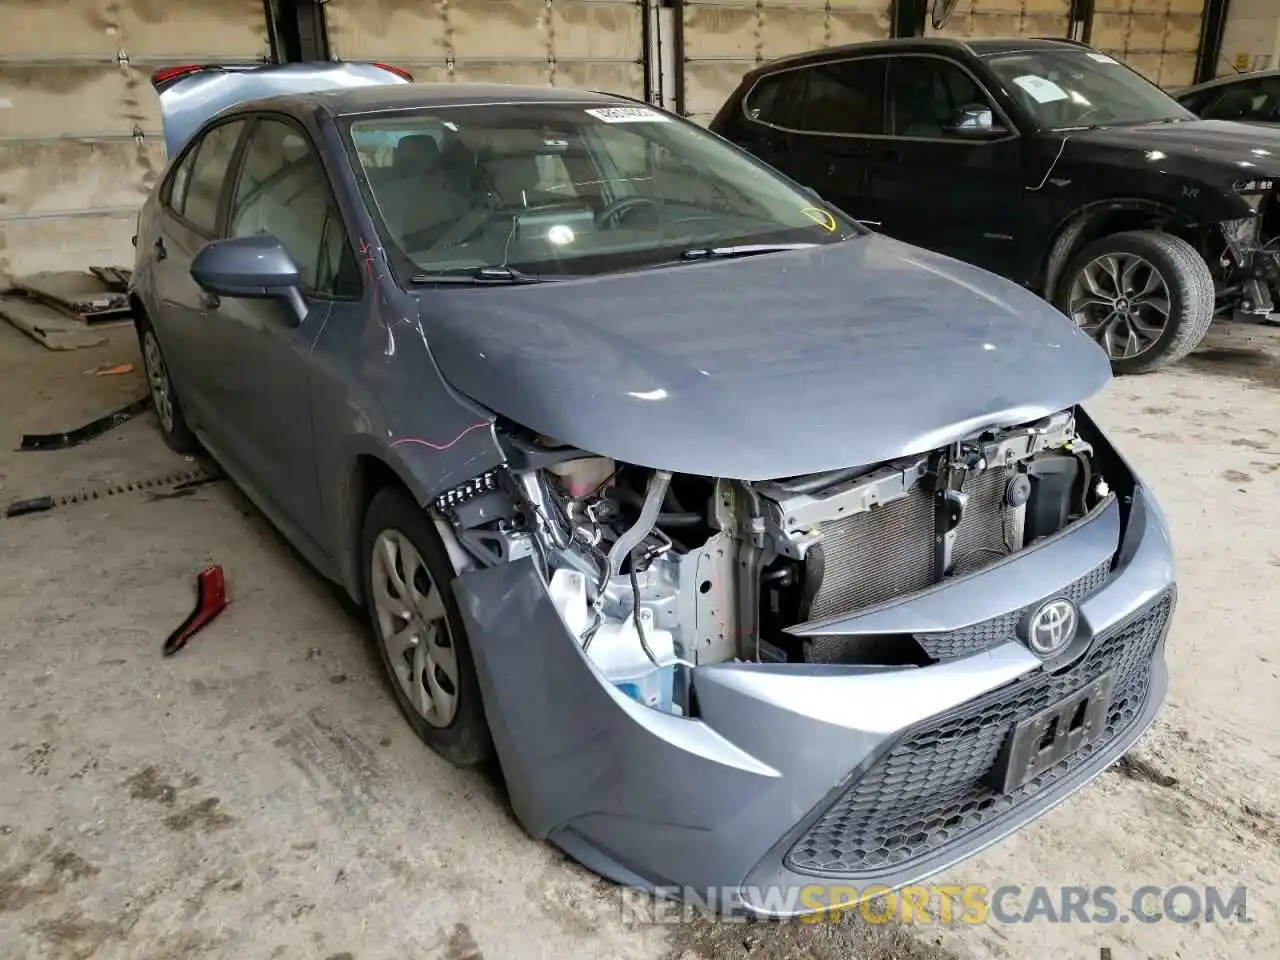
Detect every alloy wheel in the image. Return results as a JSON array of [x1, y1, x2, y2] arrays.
[[370, 530, 459, 728], [142, 330, 175, 434], [1066, 252, 1171, 361]]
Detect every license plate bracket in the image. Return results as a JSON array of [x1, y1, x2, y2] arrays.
[[990, 671, 1117, 794]]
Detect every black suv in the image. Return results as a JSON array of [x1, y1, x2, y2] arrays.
[[711, 37, 1280, 374]]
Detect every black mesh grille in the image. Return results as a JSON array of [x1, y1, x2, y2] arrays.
[[784, 593, 1171, 878], [916, 561, 1112, 661]]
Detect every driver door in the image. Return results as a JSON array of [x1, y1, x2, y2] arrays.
[[867, 54, 1026, 277], [202, 115, 361, 544]]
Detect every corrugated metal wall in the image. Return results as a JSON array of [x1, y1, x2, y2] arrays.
[[324, 0, 644, 97], [0, 0, 270, 284], [926, 0, 1072, 40], [679, 1, 894, 125], [1089, 0, 1204, 88]]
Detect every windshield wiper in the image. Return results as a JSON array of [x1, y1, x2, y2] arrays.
[[409, 266, 548, 285], [680, 243, 819, 261]]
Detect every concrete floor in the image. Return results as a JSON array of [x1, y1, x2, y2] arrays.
[[1, 318, 1278, 960]]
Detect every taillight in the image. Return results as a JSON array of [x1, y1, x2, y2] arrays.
[[151, 64, 210, 92], [371, 62, 414, 82]]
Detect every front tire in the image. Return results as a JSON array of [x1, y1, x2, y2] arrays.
[[1056, 229, 1214, 375], [136, 316, 198, 453], [360, 486, 493, 766]]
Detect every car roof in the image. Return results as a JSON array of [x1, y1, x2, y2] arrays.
[[1176, 69, 1280, 97], [244, 82, 631, 118], [744, 35, 1085, 77]]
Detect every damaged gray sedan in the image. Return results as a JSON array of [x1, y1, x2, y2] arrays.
[[131, 66, 1176, 916]]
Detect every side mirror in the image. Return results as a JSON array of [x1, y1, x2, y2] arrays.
[[191, 235, 308, 323], [944, 104, 1008, 138]]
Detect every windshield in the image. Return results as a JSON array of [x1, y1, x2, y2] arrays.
[[346, 102, 857, 278], [984, 48, 1197, 130]]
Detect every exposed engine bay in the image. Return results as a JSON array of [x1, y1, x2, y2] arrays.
[[432, 408, 1116, 716]]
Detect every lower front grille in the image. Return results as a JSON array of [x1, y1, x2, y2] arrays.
[[784, 593, 1172, 878]]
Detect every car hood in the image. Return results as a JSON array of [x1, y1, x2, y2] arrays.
[[1069, 119, 1280, 178], [417, 236, 1111, 480]]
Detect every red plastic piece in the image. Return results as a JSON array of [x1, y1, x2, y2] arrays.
[[371, 62, 414, 82], [162, 565, 228, 657], [150, 65, 207, 91]]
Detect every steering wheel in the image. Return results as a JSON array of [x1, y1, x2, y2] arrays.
[[595, 195, 659, 228]]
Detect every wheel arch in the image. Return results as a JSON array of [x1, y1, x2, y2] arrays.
[[337, 449, 419, 604], [1040, 199, 1200, 304]]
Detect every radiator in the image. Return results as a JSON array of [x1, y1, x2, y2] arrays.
[[802, 465, 1019, 622]]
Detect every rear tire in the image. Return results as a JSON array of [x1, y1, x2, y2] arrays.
[[135, 316, 198, 453], [360, 485, 493, 766], [1055, 229, 1214, 375]]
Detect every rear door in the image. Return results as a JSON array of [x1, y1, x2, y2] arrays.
[[774, 57, 889, 225], [868, 54, 1025, 276], [149, 118, 250, 431], [204, 115, 362, 544]]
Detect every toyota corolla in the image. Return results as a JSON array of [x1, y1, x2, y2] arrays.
[[129, 62, 1176, 916]]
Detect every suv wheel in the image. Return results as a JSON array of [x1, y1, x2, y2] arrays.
[[136, 317, 198, 453], [1056, 229, 1213, 374], [360, 486, 493, 766]]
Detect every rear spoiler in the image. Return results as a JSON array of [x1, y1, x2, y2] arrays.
[[149, 61, 415, 155], [150, 61, 414, 94]]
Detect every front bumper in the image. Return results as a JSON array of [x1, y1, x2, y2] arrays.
[[452, 483, 1176, 918]]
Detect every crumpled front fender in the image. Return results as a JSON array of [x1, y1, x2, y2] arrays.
[[451, 558, 1048, 894]]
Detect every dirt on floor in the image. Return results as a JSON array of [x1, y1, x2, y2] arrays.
[[0, 318, 1278, 960]]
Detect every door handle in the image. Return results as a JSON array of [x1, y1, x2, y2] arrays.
[[153, 237, 167, 261]]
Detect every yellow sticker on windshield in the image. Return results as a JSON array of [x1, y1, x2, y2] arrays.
[[801, 207, 837, 232]]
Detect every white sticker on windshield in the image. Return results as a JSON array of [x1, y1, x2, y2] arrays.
[[1087, 53, 1119, 64], [584, 106, 671, 123], [1012, 75, 1070, 104]]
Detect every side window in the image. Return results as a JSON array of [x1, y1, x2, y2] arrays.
[[1176, 89, 1210, 116], [1259, 79, 1280, 122], [182, 120, 246, 233], [228, 118, 360, 298], [744, 72, 797, 125], [887, 57, 994, 139], [794, 59, 887, 136], [1201, 82, 1264, 122]]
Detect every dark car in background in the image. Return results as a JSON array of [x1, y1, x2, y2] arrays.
[[711, 37, 1280, 374], [1175, 69, 1280, 126]]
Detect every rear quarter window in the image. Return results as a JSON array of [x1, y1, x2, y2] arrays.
[[744, 73, 795, 125], [177, 119, 247, 233]]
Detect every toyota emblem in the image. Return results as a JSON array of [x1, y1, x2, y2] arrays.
[[1025, 598, 1079, 657]]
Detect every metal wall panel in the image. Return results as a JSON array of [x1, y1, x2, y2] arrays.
[[1090, 0, 1204, 88], [926, 0, 1072, 40], [0, 0, 271, 283], [324, 0, 644, 97], [680, 0, 892, 125]]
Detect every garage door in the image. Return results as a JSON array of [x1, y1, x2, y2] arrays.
[[680, 1, 894, 125], [0, 0, 271, 285], [926, 0, 1072, 40], [324, 0, 644, 97], [1088, 0, 1203, 88]]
